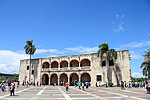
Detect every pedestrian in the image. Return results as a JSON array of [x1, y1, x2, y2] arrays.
[[24, 81, 26, 87], [96, 82, 98, 87], [17, 81, 19, 88], [86, 82, 89, 89], [8, 81, 11, 91], [65, 82, 69, 91], [27, 81, 29, 87], [40, 81, 41, 86], [79, 82, 81, 89], [10, 81, 15, 96], [106, 82, 108, 88], [99, 82, 101, 87], [37, 81, 39, 86], [121, 81, 124, 90], [1, 83, 6, 92], [33, 81, 35, 86], [129, 81, 131, 88]]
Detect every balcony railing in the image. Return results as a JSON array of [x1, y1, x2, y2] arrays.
[[42, 66, 91, 72], [81, 66, 91, 69], [60, 67, 68, 71], [50, 68, 58, 71], [42, 68, 49, 71]]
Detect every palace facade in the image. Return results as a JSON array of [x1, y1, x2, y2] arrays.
[[19, 50, 131, 86]]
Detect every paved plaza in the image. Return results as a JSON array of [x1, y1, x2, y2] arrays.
[[0, 86, 150, 100]]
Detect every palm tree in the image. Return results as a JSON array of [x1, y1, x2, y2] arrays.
[[97, 42, 117, 82], [24, 40, 36, 82], [140, 60, 150, 78], [141, 49, 150, 78]]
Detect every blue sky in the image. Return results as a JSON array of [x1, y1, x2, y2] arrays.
[[0, 0, 150, 77]]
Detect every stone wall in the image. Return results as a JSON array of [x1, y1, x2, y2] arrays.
[[19, 50, 131, 86]]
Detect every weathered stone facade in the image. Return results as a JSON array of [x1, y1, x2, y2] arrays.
[[19, 50, 131, 86]]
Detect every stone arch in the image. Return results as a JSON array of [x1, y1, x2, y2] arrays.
[[42, 74, 49, 85], [70, 73, 79, 86], [70, 60, 79, 67], [60, 61, 68, 68], [81, 72, 91, 82], [60, 73, 68, 85], [80, 59, 91, 67], [51, 61, 58, 68], [50, 73, 58, 85], [42, 62, 49, 68]]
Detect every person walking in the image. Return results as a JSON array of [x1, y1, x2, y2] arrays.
[[40, 81, 41, 86], [79, 82, 81, 89], [8, 81, 11, 91], [106, 82, 108, 88], [10, 81, 15, 96], [86, 82, 89, 89], [121, 81, 124, 90], [17, 81, 19, 88], [96, 82, 98, 87], [37, 81, 39, 86], [65, 82, 69, 91]]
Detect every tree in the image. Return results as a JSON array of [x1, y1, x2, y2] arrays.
[[24, 40, 36, 82], [97, 42, 117, 82], [140, 49, 150, 78]]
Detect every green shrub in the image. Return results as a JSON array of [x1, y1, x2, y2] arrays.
[[108, 82, 113, 87]]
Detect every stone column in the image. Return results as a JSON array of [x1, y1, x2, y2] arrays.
[[78, 57, 81, 69], [68, 77, 70, 84], [49, 77, 51, 85], [79, 74, 81, 82], [79, 62, 81, 69], [58, 78, 60, 86], [68, 57, 70, 70], [58, 58, 60, 70], [90, 59, 92, 69], [49, 59, 51, 71], [68, 63, 70, 70]]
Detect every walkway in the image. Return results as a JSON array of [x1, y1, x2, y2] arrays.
[[0, 86, 150, 100]]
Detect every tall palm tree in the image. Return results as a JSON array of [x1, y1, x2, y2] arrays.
[[97, 42, 117, 82], [24, 40, 36, 82], [141, 49, 150, 78], [140, 60, 150, 78]]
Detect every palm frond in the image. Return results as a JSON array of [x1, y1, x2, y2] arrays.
[[24, 40, 36, 55]]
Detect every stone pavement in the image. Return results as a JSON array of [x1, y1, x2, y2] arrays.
[[0, 86, 150, 100]]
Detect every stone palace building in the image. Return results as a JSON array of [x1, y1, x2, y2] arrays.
[[19, 50, 131, 86]]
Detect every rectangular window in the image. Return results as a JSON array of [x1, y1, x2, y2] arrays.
[[102, 61, 106, 66], [32, 70, 34, 74], [109, 60, 114, 66], [97, 75, 102, 81], [27, 66, 29, 70]]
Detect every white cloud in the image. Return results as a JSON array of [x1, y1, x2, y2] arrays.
[[65, 46, 98, 54], [131, 54, 143, 59], [120, 41, 150, 48], [0, 50, 28, 74], [113, 14, 125, 33], [132, 72, 143, 78], [35, 49, 65, 54]]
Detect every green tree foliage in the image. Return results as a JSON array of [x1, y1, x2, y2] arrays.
[[97, 42, 117, 82], [140, 49, 150, 77]]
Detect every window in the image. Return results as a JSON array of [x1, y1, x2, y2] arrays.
[[32, 70, 34, 74], [97, 75, 102, 81], [102, 61, 106, 66], [109, 60, 114, 66], [27, 66, 29, 70]]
